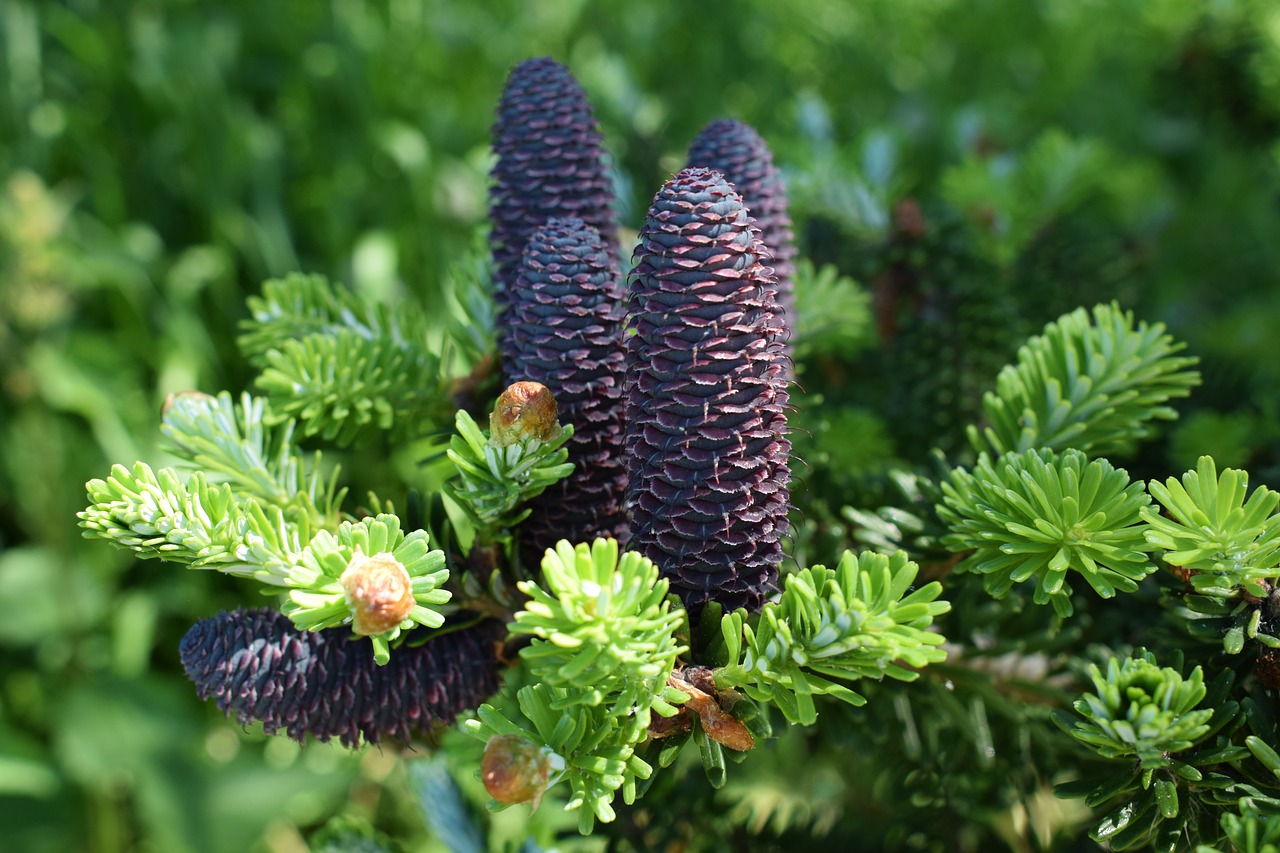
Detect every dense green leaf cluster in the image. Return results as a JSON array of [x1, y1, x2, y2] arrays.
[[969, 303, 1200, 458], [938, 448, 1156, 616], [717, 550, 950, 725], [1144, 456, 1280, 597], [464, 541, 686, 834]]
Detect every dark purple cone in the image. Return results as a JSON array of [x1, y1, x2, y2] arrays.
[[626, 168, 792, 614], [685, 119, 797, 325], [505, 218, 629, 560], [180, 609, 505, 747], [490, 58, 619, 360]]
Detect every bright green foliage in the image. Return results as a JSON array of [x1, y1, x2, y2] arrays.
[[80, 392, 453, 664], [444, 409, 573, 533], [465, 684, 656, 835], [968, 302, 1200, 458], [1052, 654, 1262, 850], [938, 448, 1155, 616], [160, 390, 344, 534], [283, 515, 450, 664], [512, 539, 686, 715], [1061, 655, 1213, 767], [240, 273, 451, 446], [716, 550, 950, 725], [78, 461, 301, 581], [465, 539, 687, 833], [80, 391, 331, 583], [789, 259, 872, 359], [1144, 456, 1280, 597]]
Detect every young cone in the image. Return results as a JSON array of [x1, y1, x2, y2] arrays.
[[180, 609, 504, 747], [626, 167, 792, 614], [505, 218, 629, 559], [686, 119, 797, 325], [489, 58, 619, 359]]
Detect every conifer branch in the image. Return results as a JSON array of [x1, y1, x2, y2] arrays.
[[969, 302, 1200, 458], [444, 388, 573, 534], [464, 539, 686, 833], [78, 461, 301, 580], [511, 539, 686, 715], [937, 448, 1155, 616], [1052, 651, 1271, 850], [1143, 456, 1280, 598], [160, 390, 343, 533], [239, 273, 451, 446], [716, 550, 950, 725]]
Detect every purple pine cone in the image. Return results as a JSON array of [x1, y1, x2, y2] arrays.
[[490, 58, 619, 358], [686, 119, 797, 325], [626, 167, 792, 614], [505, 217, 629, 559], [180, 609, 505, 747]]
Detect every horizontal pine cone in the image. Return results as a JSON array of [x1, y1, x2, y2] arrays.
[[180, 609, 504, 747], [626, 167, 792, 614], [506, 217, 629, 559]]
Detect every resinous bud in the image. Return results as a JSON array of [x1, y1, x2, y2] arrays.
[[489, 381, 561, 448], [340, 550, 415, 636], [481, 733, 562, 807]]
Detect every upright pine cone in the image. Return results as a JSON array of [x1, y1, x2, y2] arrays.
[[180, 609, 504, 747], [489, 57, 619, 359], [626, 167, 792, 615], [685, 119, 796, 324], [505, 217, 629, 560]]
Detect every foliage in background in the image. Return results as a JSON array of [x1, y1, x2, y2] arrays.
[[4, 0, 1280, 851]]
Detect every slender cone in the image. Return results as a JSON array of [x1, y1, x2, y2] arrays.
[[180, 609, 505, 747], [489, 58, 619, 360], [505, 218, 629, 561], [626, 167, 792, 614], [686, 119, 797, 325]]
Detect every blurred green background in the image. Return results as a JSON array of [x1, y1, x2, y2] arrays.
[[2, 0, 1279, 850]]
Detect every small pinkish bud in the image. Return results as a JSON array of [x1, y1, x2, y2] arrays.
[[481, 733, 561, 808], [489, 381, 561, 448], [340, 551, 415, 636], [161, 389, 215, 417]]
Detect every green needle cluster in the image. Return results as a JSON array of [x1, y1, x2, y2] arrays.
[[511, 538, 686, 714], [444, 408, 573, 533], [1144, 456, 1280, 597], [938, 448, 1155, 616], [717, 550, 950, 725], [466, 539, 686, 833], [284, 515, 451, 665], [1063, 654, 1213, 767]]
